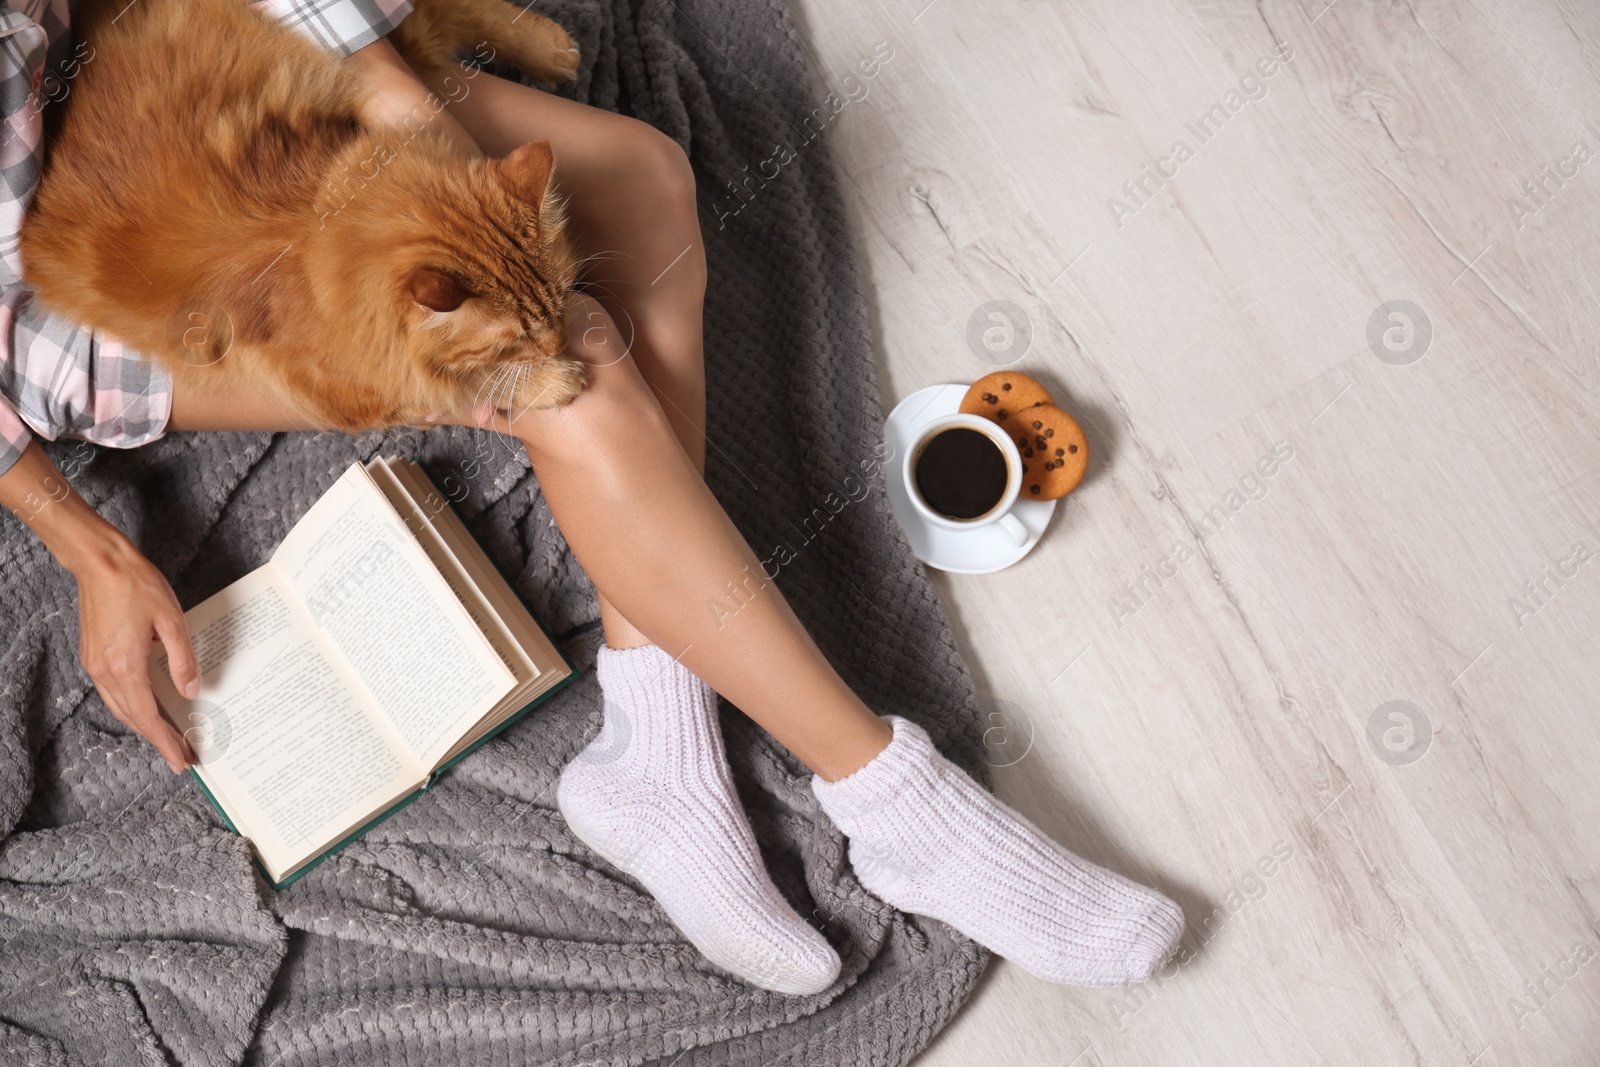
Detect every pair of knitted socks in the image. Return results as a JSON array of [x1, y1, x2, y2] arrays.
[[555, 644, 1183, 995]]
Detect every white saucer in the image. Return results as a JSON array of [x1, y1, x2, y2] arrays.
[[885, 383, 1057, 574]]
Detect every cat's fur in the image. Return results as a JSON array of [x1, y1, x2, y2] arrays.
[[19, 0, 584, 429]]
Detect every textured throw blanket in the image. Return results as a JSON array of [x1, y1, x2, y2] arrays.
[[0, 0, 992, 1063]]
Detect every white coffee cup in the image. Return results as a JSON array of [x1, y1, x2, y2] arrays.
[[903, 414, 1028, 546]]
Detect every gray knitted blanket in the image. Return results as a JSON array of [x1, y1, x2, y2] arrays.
[[0, 1, 992, 1063]]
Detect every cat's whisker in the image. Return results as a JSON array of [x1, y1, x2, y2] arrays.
[[494, 364, 520, 418], [572, 248, 638, 286], [508, 365, 528, 421], [500, 364, 516, 408], [573, 279, 624, 301], [512, 368, 531, 416], [486, 368, 508, 416], [573, 248, 633, 269], [470, 365, 508, 418], [494, 367, 516, 413]]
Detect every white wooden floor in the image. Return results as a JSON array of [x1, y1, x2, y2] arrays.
[[783, 0, 1600, 1063]]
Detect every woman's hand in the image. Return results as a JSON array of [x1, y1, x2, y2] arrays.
[[71, 537, 201, 774], [0, 442, 199, 773], [342, 38, 482, 157]]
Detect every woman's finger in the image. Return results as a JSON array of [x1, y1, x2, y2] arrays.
[[106, 646, 192, 773], [154, 611, 201, 699]]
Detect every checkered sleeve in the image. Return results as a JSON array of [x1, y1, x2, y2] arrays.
[[0, 2, 170, 479], [0, 290, 34, 477], [0, 0, 68, 478], [1, 284, 172, 451], [0, 405, 26, 476], [253, 0, 413, 58]]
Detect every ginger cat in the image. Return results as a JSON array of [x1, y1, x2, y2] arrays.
[[20, 0, 584, 430]]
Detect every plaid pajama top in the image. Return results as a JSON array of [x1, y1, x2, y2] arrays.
[[0, 0, 413, 477]]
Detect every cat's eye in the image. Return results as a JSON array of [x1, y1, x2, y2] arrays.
[[408, 269, 471, 313]]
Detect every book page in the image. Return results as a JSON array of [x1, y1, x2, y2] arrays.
[[365, 461, 533, 684], [272, 466, 515, 767], [382, 458, 573, 769], [386, 459, 564, 681], [150, 569, 424, 882]]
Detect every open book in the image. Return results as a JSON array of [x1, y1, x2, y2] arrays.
[[150, 457, 573, 888]]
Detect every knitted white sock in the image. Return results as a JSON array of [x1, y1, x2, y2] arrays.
[[812, 715, 1184, 987], [556, 644, 841, 995]]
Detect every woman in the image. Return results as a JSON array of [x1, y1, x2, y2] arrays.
[[0, 0, 1182, 995]]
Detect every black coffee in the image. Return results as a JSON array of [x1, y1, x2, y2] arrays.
[[914, 427, 1009, 520]]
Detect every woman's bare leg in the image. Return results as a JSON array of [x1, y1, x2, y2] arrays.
[[415, 68, 893, 778], [495, 298, 892, 780], [423, 65, 708, 654], [494, 302, 1183, 991]]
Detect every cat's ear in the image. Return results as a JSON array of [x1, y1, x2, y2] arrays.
[[492, 141, 556, 212], [408, 268, 471, 313]]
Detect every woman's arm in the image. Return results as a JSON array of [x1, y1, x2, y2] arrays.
[[0, 2, 201, 772], [341, 37, 482, 156], [0, 6, 478, 777], [0, 442, 200, 773]]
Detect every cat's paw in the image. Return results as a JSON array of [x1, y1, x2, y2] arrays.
[[513, 354, 586, 410], [502, 14, 581, 84], [545, 46, 581, 84]]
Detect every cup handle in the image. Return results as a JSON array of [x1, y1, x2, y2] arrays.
[[997, 512, 1029, 547]]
